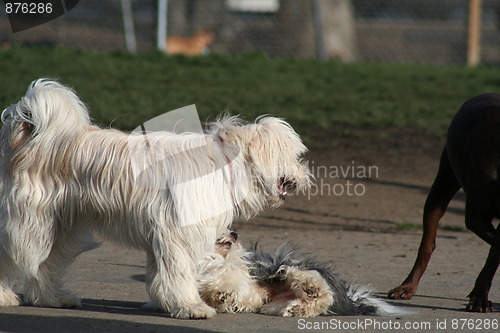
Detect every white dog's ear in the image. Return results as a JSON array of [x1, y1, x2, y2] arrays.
[[248, 116, 280, 148], [246, 116, 306, 165], [211, 116, 247, 144], [246, 122, 269, 166], [215, 127, 233, 143], [247, 125, 262, 149]]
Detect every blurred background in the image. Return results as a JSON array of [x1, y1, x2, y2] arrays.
[[1, 0, 499, 66]]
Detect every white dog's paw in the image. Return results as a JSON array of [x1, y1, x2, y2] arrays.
[[141, 301, 160, 309], [174, 302, 216, 319], [31, 292, 81, 308], [0, 289, 21, 306], [57, 292, 82, 308], [282, 300, 306, 317]]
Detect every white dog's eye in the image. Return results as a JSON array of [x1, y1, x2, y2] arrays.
[[284, 181, 297, 192]]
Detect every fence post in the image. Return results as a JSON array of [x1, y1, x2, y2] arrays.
[[121, 0, 137, 53], [311, 0, 326, 61], [157, 0, 168, 51], [467, 0, 482, 66]]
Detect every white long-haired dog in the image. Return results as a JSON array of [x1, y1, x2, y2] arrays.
[[0, 79, 311, 318], [199, 230, 409, 317]]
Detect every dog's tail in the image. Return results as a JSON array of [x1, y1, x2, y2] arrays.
[[345, 285, 412, 316], [1, 79, 91, 140]]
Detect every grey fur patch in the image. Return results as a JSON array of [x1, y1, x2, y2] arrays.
[[247, 243, 379, 316]]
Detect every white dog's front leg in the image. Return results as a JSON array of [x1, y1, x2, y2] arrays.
[[145, 245, 216, 319]]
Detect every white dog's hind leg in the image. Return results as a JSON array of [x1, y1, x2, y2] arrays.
[[145, 238, 216, 319], [0, 246, 21, 306], [23, 228, 97, 308], [1, 214, 57, 308], [260, 268, 333, 317]]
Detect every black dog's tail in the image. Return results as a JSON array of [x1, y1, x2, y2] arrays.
[[249, 243, 410, 316]]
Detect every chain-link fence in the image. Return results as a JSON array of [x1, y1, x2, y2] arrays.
[[1, 0, 500, 66]]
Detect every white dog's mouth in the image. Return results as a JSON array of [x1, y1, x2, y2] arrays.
[[278, 178, 297, 200]]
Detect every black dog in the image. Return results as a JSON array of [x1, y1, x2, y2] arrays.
[[388, 93, 500, 312]]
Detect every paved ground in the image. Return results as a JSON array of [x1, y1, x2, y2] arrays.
[[0, 128, 498, 332]]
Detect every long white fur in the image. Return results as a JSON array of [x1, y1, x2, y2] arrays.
[[0, 79, 310, 318], [346, 286, 408, 316], [258, 267, 335, 317], [198, 246, 267, 313], [199, 231, 410, 317]]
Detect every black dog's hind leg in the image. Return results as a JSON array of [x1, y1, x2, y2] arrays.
[[464, 197, 500, 250], [466, 224, 500, 312], [388, 147, 461, 300]]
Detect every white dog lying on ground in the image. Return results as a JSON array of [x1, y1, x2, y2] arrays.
[[199, 230, 409, 317]]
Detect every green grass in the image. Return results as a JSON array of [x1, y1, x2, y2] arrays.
[[2, 47, 500, 134]]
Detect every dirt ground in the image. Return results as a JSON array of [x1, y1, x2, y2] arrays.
[[0, 128, 499, 333]]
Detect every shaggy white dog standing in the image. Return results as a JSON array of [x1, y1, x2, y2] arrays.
[[0, 79, 310, 318]]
